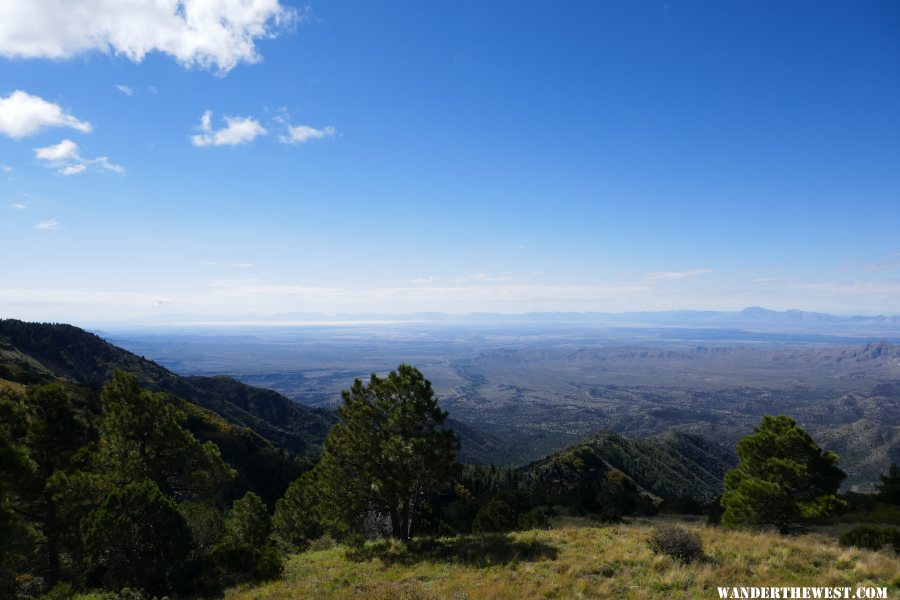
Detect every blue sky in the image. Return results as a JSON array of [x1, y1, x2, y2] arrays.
[[1, 0, 899, 324]]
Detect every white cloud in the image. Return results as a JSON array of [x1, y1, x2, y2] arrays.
[[0, 90, 91, 139], [34, 139, 124, 175], [191, 110, 266, 146], [645, 269, 715, 280], [34, 219, 60, 230], [0, 0, 299, 75], [116, 84, 134, 96], [279, 124, 336, 144], [92, 157, 124, 174], [59, 164, 87, 175], [35, 138, 79, 161], [1, 163, 11, 173], [11, 202, 27, 210]]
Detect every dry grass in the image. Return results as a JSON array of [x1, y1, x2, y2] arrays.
[[0, 377, 26, 395], [226, 519, 900, 600]]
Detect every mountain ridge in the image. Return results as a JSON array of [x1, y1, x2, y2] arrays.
[[517, 429, 737, 506]]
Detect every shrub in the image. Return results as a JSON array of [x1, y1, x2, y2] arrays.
[[308, 534, 338, 551], [838, 526, 900, 552], [443, 498, 480, 534], [647, 525, 704, 563], [517, 507, 550, 530], [271, 471, 326, 552], [43, 582, 77, 600], [864, 503, 900, 526], [471, 499, 517, 533], [254, 544, 285, 581], [105, 589, 168, 600]]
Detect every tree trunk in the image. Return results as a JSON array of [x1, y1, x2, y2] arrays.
[[389, 507, 402, 540], [399, 498, 411, 542]]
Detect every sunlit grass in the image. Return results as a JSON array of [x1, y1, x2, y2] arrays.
[[226, 520, 900, 599]]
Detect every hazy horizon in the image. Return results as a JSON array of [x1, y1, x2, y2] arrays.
[[7, 304, 900, 333]]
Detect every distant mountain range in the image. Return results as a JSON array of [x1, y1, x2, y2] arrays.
[[105, 306, 900, 331]]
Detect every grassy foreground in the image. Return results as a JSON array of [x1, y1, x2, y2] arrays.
[[225, 519, 900, 599]]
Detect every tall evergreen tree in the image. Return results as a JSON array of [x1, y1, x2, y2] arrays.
[[316, 365, 459, 541], [96, 371, 234, 501], [19, 384, 92, 587], [722, 415, 845, 533]]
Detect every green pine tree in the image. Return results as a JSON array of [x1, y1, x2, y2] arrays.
[[81, 480, 193, 595], [96, 371, 234, 501], [272, 469, 326, 551], [722, 415, 845, 533], [222, 491, 271, 548], [316, 364, 459, 541], [21, 384, 92, 587]]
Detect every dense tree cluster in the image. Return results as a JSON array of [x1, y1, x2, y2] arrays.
[[0, 374, 285, 598]]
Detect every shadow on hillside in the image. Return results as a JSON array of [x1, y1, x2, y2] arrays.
[[348, 534, 559, 567]]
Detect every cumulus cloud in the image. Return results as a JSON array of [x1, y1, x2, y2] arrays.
[[116, 84, 134, 96], [191, 110, 266, 146], [11, 202, 27, 210], [59, 164, 87, 175], [35, 138, 79, 161], [0, 0, 299, 74], [0, 90, 91, 139], [34, 219, 60, 230], [34, 139, 124, 175], [279, 124, 336, 144]]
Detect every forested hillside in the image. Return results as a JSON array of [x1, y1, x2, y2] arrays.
[[0, 319, 336, 455], [517, 430, 736, 511]]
